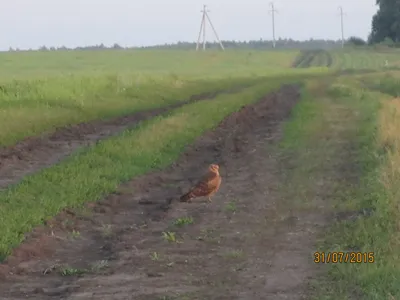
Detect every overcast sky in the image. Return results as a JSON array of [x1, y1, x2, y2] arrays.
[[0, 0, 377, 50]]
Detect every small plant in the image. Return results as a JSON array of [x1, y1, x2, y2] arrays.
[[173, 217, 194, 227], [150, 252, 160, 261], [197, 228, 215, 241], [225, 201, 237, 212], [61, 219, 74, 229], [70, 230, 81, 238], [224, 249, 244, 259], [162, 231, 177, 243], [59, 266, 87, 276], [101, 224, 113, 237], [91, 260, 109, 272]]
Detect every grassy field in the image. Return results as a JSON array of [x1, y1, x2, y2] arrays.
[[2, 47, 400, 298], [331, 48, 400, 69], [0, 78, 307, 260], [0, 49, 305, 147], [293, 47, 400, 70], [280, 70, 400, 299]]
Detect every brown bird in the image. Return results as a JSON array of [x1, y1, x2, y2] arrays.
[[180, 164, 222, 203]]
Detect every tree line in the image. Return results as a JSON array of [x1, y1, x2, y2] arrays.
[[8, 39, 349, 52], [370, 0, 400, 45]]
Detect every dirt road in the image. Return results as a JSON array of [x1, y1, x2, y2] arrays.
[[0, 87, 246, 190], [0, 84, 342, 299]]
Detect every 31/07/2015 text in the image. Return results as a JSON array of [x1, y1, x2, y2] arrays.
[[314, 252, 375, 263]]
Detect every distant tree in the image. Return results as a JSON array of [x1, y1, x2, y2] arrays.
[[369, 0, 400, 43], [346, 36, 367, 46], [112, 43, 123, 49], [382, 36, 395, 45]]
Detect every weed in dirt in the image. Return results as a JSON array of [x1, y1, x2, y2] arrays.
[[150, 252, 160, 261], [100, 224, 113, 237], [61, 219, 75, 229], [196, 228, 221, 245], [162, 231, 178, 243], [59, 266, 87, 277], [225, 201, 237, 213], [173, 217, 194, 227], [69, 230, 80, 239], [90, 260, 109, 272]]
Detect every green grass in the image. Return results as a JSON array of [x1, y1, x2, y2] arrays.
[[3, 46, 400, 296], [0, 75, 263, 147], [313, 83, 399, 300], [291, 47, 400, 71], [330, 48, 400, 70], [173, 217, 194, 227], [0, 77, 306, 261], [0, 49, 299, 79], [280, 72, 400, 299], [0, 49, 307, 147], [292, 50, 332, 68]]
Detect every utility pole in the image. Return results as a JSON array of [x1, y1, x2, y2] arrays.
[[269, 2, 278, 48], [196, 5, 225, 51], [338, 6, 345, 48]]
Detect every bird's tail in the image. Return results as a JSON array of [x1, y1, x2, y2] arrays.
[[180, 191, 193, 202]]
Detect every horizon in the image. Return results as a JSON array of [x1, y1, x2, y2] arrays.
[[5, 37, 346, 51]]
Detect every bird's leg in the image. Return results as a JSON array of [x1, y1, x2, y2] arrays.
[[207, 196, 212, 203]]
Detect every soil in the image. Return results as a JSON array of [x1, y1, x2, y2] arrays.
[[0, 88, 240, 190], [0, 84, 328, 300]]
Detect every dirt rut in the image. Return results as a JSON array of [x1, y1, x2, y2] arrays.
[[0, 84, 324, 300], [0, 87, 243, 190]]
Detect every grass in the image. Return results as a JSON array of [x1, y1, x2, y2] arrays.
[[173, 217, 194, 227], [0, 49, 303, 147], [0, 77, 308, 261], [330, 48, 400, 70], [3, 46, 400, 296], [291, 48, 400, 71], [279, 70, 400, 299], [162, 231, 178, 243], [0, 49, 299, 79], [150, 252, 160, 261], [224, 201, 237, 213], [59, 266, 87, 276], [0, 75, 260, 146]]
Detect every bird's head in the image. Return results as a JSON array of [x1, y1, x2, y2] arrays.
[[209, 164, 220, 173]]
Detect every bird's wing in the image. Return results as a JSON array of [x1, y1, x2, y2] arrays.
[[190, 171, 219, 197]]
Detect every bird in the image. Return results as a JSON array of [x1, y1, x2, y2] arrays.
[[180, 164, 222, 203]]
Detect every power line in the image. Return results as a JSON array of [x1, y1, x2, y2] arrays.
[[269, 2, 278, 48], [196, 5, 225, 51]]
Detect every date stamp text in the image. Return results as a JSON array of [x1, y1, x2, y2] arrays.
[[313, 251, 375, 263]]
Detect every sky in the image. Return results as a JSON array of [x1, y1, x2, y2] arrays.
[[0, 0, 378, 50]]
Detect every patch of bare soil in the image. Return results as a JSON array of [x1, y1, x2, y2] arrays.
[[0, 87, 243, 190], [0, 84, 325, 300]]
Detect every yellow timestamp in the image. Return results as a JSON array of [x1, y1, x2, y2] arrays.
[[314, 251, 375, 264]]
